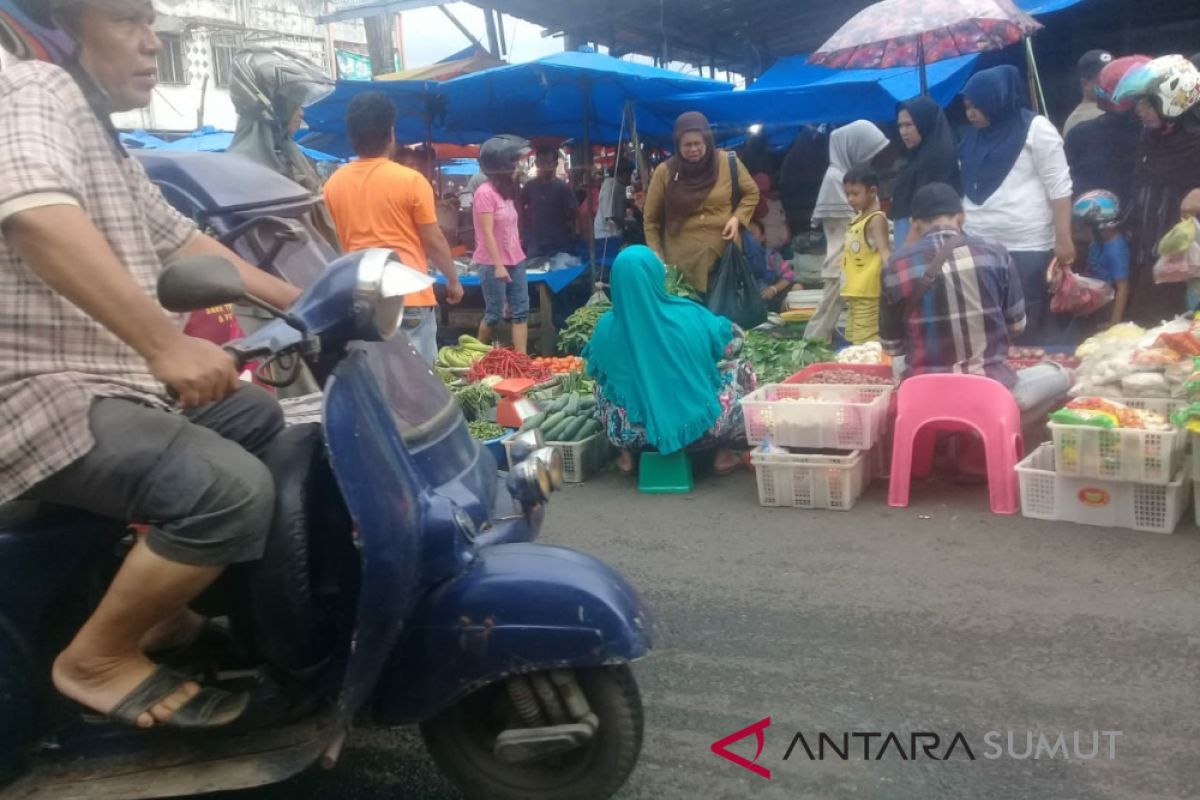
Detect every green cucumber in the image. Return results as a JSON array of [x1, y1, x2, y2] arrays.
[[546, 396, 569, 414], [519, 412, 546, 433], [540, 411, 568, 435], [582, 419, 602, 437], [559, 416, 590, 441], [565, 394, 581, 416]]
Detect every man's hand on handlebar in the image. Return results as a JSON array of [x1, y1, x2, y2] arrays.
[[149, 335, 241, 409]]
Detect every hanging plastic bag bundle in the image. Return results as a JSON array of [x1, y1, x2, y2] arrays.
[[707, 241, 768, 330], [1153, 218, 1200, 284], [1048, 259, 1115, 316]]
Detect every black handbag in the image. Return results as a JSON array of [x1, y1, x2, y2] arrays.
[[706, 153, 768, 329]]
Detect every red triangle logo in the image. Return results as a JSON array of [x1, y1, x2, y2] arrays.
[[710, 716, 772, 779]]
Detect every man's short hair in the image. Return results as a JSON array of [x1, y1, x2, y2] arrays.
[[536, 144, 558, 161], [911, 183, 964, 221], [346, 91, 396, 158], [616, 159, 634, 177], [843, 162, 879, 189]]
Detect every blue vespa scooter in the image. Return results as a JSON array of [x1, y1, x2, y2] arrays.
[[0, 249, 651, 800]]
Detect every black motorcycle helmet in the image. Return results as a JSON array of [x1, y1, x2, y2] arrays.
[[479, 135, 531, 177]]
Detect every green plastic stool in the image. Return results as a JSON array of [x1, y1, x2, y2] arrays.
[[638, 451, 693, 494]]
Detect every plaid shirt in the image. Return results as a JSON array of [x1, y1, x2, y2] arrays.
[[0, 62, 198, 502], [880, 226, 1026, 388]]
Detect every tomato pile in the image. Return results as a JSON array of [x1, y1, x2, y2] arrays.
[[532, 356, 586, 375]]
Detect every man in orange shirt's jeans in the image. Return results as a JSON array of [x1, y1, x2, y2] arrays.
[[323, 92, 463, 364]]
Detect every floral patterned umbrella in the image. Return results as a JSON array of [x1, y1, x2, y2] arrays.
[[810, 0, 1042, 92]]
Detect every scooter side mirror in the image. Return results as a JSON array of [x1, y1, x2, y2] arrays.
[[157, 255, 246, 313]]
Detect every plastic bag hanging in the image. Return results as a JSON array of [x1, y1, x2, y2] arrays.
[[706, 241, 768, 330]]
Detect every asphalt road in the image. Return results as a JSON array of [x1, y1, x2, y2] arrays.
[[226, 468, 1200, 800]]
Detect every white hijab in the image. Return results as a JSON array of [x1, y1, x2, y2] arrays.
[[812, 120, 890, 224]]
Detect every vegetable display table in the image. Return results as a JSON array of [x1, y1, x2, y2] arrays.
[[437, 266, 589, 354]]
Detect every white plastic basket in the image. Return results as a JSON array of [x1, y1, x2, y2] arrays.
[[1048, 422, 1184, 485], [505, 432, 609, 484], [1122, 397, 1188, 424], [1017, 444, 1189, 534], [741, 383, 892, 451], [750, 449, 867, 511]]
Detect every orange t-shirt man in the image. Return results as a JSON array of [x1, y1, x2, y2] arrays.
[[324, 157, 460, 362]]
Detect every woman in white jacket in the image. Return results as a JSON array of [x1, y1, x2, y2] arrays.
[[959, 66, 1075, 346]]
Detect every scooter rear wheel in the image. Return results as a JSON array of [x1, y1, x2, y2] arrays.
[[420, 665, 643, 800]]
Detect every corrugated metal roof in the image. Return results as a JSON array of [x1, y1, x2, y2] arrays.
[[479, 0, 879, 76]]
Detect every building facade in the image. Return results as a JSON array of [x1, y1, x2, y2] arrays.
[[106, 0, 367, 132]]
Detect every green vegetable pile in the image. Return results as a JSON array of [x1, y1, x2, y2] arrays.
[[453, 382, 498, 422], [467, 420, 507, 441], [519, 392, 602, 442], [558, 305, 610, 354], [743, 331, 835, 384], [665, 266, 702, 302]]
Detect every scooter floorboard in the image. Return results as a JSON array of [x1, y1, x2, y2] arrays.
[[0, 715, 333, 800]]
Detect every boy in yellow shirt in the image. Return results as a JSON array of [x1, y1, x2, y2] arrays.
[[841, 164, 891, 344]]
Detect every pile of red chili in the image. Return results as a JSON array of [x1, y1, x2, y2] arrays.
[[467, 348, 553, 383]]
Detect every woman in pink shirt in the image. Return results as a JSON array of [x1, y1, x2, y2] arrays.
[[473, 137, 530, 353]]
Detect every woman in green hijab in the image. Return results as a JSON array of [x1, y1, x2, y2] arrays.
[[585, 246, 756, 475]]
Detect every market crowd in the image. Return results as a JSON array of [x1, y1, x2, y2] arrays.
[[557, 51, 1200, 466]]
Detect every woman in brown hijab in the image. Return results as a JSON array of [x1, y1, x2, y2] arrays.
[[644, 112, 760, 293]]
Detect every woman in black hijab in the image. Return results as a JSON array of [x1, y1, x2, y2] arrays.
[[892, 96, 960, 248]]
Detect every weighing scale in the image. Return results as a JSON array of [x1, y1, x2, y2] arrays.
[[492, 377, 540, 428]]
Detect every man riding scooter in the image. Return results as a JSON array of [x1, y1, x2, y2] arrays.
[[0, 0, 300, 730]]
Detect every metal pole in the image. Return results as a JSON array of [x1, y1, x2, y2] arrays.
[[1024, 37, 1048, 114], [438, 6, 487, 52], [918, 38, 928, 96], [626, 100, 649, 190], [483, 6, 501, 59], [583, 82, 596, 281], [323, 1, 338, 78], [495, 10, 508, 59]]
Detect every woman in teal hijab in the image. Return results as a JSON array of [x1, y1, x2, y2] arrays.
[[585, 246, 756, 474]]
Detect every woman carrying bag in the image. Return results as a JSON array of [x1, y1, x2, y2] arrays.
[[643, 112, 760, 294]]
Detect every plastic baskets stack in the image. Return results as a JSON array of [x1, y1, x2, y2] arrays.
[[1017, 400, 1191, 534], [504, 432, 608, 484], [743, 382, 894, 511]]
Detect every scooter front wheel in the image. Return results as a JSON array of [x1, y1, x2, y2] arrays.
[[420, 665, 643, 800]]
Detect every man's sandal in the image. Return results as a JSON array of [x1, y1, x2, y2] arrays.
[[102, 665, 248, 730]]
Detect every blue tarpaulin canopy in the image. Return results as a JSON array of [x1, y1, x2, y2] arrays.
[[120, 129, 169, 149], [440, 158, 478, 177], [635, 55, 978, 147], [438, 50, 732, 145], [145, 126, 342, 162], [300, 78, 488, 156]]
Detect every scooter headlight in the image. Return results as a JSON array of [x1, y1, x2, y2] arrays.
[[530, 446, 564, 491], [507, 458, 551, 508], [354, 249, 435, 341], [507, 429, 545, 463], [506, 430, 562, 492]]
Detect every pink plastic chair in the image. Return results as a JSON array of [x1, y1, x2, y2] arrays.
[[888, 374, 1023, 515]]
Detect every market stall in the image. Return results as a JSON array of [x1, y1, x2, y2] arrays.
[[436, 264, 590, 355]]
